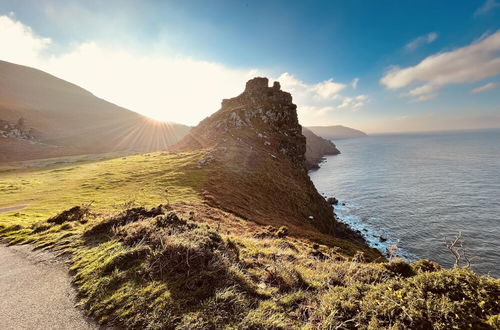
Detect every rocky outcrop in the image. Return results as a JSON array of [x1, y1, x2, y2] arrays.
[[0, 118, 37, 141], [174, 77, 367, 243], [303, 127, 340, 170], [176, 77, 306, 168]]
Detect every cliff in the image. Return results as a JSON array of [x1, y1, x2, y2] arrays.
[[302, 127, 340, 170], [174, 77, 360, 242]]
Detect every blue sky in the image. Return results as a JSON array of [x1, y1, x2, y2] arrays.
[[1, 0, 499, 133]]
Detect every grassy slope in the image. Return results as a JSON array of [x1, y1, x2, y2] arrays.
[[1, 153, 499, 329], [0, 151, 206, 226]]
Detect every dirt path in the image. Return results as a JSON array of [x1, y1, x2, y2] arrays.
[[0, 244, 99, 330], [0, 205, 26, 214]]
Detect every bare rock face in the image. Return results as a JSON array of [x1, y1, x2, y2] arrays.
[[178, 77, 306, 168], [0, 118, 37, 141]]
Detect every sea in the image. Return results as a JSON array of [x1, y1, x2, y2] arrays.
[[309, 129, 500, 277]]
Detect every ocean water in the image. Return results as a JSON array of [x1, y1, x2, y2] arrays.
[[309, 129, 500, 276]]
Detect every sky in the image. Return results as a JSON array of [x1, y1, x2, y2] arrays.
[[0, 0, 499, 134]]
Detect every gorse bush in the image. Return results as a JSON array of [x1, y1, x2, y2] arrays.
[[314, 267, 500, 329]]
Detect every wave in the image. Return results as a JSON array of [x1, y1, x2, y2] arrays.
[[333, 200, 418, 261]]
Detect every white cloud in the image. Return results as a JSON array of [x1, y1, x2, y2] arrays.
[[474, 0, 500, 16], [405, 32, 438, 51], [277, 72, 367, 118], [408, 84, 439, 96], [0, 15, 362, 126], [0, 15, 52, 66], [471, 82, 499, 93], [336, 94, 367, 110], [312, 79, 346, 99], [381, 31, 500, 101]]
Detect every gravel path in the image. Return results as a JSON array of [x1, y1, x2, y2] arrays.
[[0, 244, 99, 330]]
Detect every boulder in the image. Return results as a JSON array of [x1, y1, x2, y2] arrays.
[[327, 197, 339, 205]]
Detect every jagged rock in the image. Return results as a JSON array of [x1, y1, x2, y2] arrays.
[[327, 197, 339, 205], [176, 77, 306, 168]]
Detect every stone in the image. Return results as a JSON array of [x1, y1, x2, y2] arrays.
[[327, 197, 339, 205]]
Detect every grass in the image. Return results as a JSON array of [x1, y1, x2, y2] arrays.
[[0, 151, 208, 228], [1, 151, 498, 329]]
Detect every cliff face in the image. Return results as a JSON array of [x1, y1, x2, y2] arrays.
[[302, 127, 340, 170], [176, 77, 306, 168], [174, 77, 360, 242]]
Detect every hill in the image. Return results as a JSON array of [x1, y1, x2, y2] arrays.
[[307, 125, 367, 140], [302, 127, 340, 170], [0, 60, 190, 162]]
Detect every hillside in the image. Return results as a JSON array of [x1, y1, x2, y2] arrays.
[[0, 60, 190, 162], [302, 127, 340, 170], [308, 125, 367, 140]]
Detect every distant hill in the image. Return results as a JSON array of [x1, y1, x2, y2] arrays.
[[307, 125, 367, 140], [0, 60, 190, 162], [302, 127, 340, 170]]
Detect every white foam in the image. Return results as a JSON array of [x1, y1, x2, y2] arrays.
[[333, 201, 418, 261]]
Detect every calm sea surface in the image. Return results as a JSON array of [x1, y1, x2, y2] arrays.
[[309, 129, 500, 276]]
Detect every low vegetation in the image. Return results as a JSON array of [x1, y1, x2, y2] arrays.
[[1, 152, 499, 329]]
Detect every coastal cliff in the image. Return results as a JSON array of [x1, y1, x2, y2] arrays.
[[303, 127, 340, 170], [174, 77, 360, 242]]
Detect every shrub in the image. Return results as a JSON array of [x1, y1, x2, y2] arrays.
[[383, 259, 415, 278], [84, 206, 164, 237], [263, 263, 310, 293], [275, 226, 289, 238], [411, 259, 442, 273], [47, 205, 89, 224], [31, 222, 51, 233], [314, 267, 500, 329]]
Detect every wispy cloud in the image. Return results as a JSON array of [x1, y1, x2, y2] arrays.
[[381, 31, 500, 102], [405, 32, 438, 52], [0, 15, 362, 126], [471, 82, 499, 94], [474, 0, 500, 17]]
